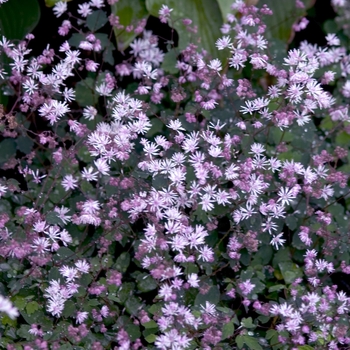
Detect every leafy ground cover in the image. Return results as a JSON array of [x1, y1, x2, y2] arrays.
[[0, 0, 350, 349]]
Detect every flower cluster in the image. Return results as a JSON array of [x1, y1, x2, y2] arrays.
[[0, 0, 349, 349]]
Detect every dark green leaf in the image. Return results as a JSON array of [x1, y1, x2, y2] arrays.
[[115, 252, 130, 273], [125, 296, 142, 315], [137, 274, 158, 292], [241, 317, 256, 329], [75, 78, 98, 107], [195, 286, 220, 307], [142, 320, 158, 329], [268, 284, 286, 292], [125, 324, 141, 341], [26, 301, 40, 315], [111, 0, 149, 52], [0, 0, 40, 40], [145, 334, 156, 343], [221, 321, 234, 340], [46, 211, 65, 225], [259, 0, 314, 43], [146, 0, 225, 60], [0, 139, 16, 164], [161, 49, 179, 74], [242, 335, 263, 350], [278, 261, 302, 284], [86, 10, 108, 32], [16, 136, 34, 154]]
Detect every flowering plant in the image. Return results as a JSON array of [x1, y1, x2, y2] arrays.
[[0, 0, 350, 349]]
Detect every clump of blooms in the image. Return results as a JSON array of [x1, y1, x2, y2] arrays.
[[0, 0, 350, 348]]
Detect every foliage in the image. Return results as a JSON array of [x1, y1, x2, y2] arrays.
[[0, 0, 349, 349]]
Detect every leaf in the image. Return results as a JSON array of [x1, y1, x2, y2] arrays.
[[268, 284, 285, 292], [142, 320, 158, 329], [0, 0, 40, 40], [62, 300, 76, 318], [137, 274, 158, 292], [145, 334, 156, 343], [125, 324, 141, 341], [242, 335, 263, 350], [53, 247, 75, 262], [298, 346, 314, 350], [259, 0, 314, 43], [195, 286, 220, 307], [44, 0, 72, 7], [26, 301, 40, 315], [221, 321, 234, 340], [115, 252, 130, 273], [0, 139, 16, 164], [86, 10, 108, 32], [75, 78, 98, 107], [161, 49, 179, 74], [217, 0, 234, 21], [147, 118, 164, 137], [45, 211, 64, 225], [236, 335, 245, 349], [241, 317, 256, 329], [125, 296, 142, 315], [111, 0, 149, 52], [278, 261, 302, 284], [16, 136, 34, 154], [146, 0, 225, 60]]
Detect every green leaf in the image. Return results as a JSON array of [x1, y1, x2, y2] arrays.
[[44, 0, 72, 7], [241, 317, 256, 329], [147, 118, 164, 137], [25, 301, 40, 315], [46, 211, 65, 225], [0, 139, 16, 164], [161, 49, 179, 74], [16, 136, 34, 154], [278, 261, 302, 284], [86, 10, 108, 32], [115, 252, 130, 273], [75, 78, 98, 107], [125, 324, 141, 341], [268, 284, 285, 292], [137, 274, 158, 292], [13, 297, 26, 311], [195, 286, 220, 307], [111, 0, 149, 52], [236, 335, 245, 349], [259, 0, 314, 43], [125, 296, 142, 315], [0, 0, 40, 40], [242, 335, 263, 350], [142, 320, 158, 329], [221, 321, 234, 340], [298, 346, 314, 350], [146, 0, 225, 60], [17, 325, 33, 340], [62, 300, 76, 318], [145, 334, 156, 343], [217, 0, 234, 21], [118, 282, 135, 304], [336, 131, 350, 146], [53, 247, 75, 262]]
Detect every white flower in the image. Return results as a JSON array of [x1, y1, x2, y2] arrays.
[[0, 295, 19, 319], [53, 1, 67, 17], [270, 232, 286, 250], [187, 273, 200, 287]]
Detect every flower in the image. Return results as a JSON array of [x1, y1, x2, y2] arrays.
[[61, 175, 78, 191], [53, 1, 67, 17], [270, 233, 286, 250], [0, 295, 19, 319]]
